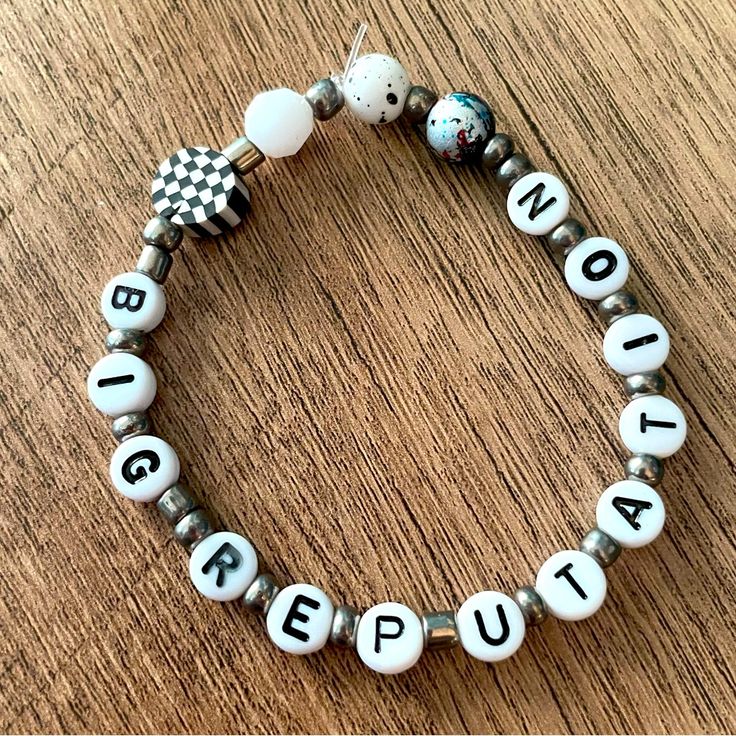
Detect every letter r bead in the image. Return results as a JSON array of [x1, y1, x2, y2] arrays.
[[189, 532, 257, 602]]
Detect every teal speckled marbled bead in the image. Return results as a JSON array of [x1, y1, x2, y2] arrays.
[[426, 92, 495, 163]]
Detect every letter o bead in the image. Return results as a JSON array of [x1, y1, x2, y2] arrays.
[[564, 237, 630, 300], [597, 480, 665, 548], [619, 395, 687, 458], [507, 172, 570, 236], [87, 353, 157, 417], [266, 583, 334, 655], [456, 591, 526, 662], [356, 602, 423, 675], [101, 272, 166, 333], [536, 550, 607, 621], [189, 531, 258, 601], [109, 435, 180, 502]]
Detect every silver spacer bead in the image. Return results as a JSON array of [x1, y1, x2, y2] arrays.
[[111, 412, 152, 443], [402, 85, 438, 124], [105, 328, 147, 357], [243, 573, 281, 615], [547, 218, 587, 255], [157, 483, 199, 525], [305, 78, 345, 121], [330, 604, 361, 647], [495, 153, 535, 191], [221, 136, 265, 176], [421, 609, 459, 650], [580, 527, 622, 568], [623, 371, 666, 399], [142, 215, 183, 252], [136, 245, 173, 284], [598, 290, 639, 325], [625, 454, 664, 486], [513, 585, 547, 626], [173, 508, 215, 551], [482, 133, 515, 171]]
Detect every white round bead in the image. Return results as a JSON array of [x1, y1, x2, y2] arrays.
[[619, 395, 687, 458], [356, 602, 423, 674], [109, 435, 180, 502], [603, 314, 670, 376], [101, 272, 166, 333], [87, 353, 157, 417], [189, 531, 258, 601], [536, 550, 607, 621], [343, 54, 411, 125], [244, 88, 314, 158], [596, 480, 665, 548], [456, 591, 526, 662], [564, 237, 630, 300], [507, 172, 570, 236], [266, 583, 333, 655]]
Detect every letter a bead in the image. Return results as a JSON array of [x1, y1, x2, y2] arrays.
[[596, 480, 665, 548], [189, 531, 258, 601], [356, 602, 423, 674], [266, 583, 334, 655], [456, 591, 526, 662]]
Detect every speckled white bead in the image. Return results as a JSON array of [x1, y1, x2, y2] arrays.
[[244, 88, 314, 158], [101, 272, 166, 333], [596, 480, 665, 548], [603, 314, 670, 376], [266, 583, 333, 655], [619, 395, 687, 458], [343, 54, 411, 125], [356, 602, 423, 674], [536, 550, 607, 621], [456, 591, 526, 662], [189, 531, 258, 601], [109, 435, 180, 502], [507, 172, 570, 236], [564, 237, 630, 300], [87, 353, 157, 417]]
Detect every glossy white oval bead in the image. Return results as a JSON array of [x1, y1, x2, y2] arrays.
[[603, 314, 670, 376], [189, 531, 258, 601], [109, 435, 180, 502], [536, 550, 607, 621], [266, 583, 333, 655], [244, 88, 314, 158], [87, 353, 157, 417], [507, 172, 570, 236], [356, 602, 423, 674], [101, 272, 166, 333], [456, 591, 526, 662], [343, 54, 411, 125], [564, 237, 630, 300], [619, 395, 687, 458], [596, 480, 665, 548]]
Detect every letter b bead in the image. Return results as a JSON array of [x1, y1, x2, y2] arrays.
[[356, 602, 423, 674], [189, 531, 258, 601], [266, 583, 334, 655], [101, 272, 166, 333]]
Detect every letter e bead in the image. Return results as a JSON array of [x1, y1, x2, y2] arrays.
[[266, 583, 334, 655], [189, 531, 258, 601]]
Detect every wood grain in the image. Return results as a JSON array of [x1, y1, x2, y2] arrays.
[[1, 0, 735, 732]]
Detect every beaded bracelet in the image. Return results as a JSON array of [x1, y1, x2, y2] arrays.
[[86, 26, 687, 675]]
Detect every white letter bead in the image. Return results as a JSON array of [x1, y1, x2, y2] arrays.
[[456, 591, 526, 662], [564, 237, 630, 300], [87, 353, 157, 417], [507, 172, 570, 236], [109, 435, 180, 502], [189, 531, 258, 601], [596, 480, 665, 548], [603, 314, 670, 376], [619, 395, 687, 458], [343, 54, 411, 125], [536, 550, 607, 621], [244, 88, 313, 158], [356, 602, 423, 674], [101, 272, 166, 333], [266, 583, 333, 655]]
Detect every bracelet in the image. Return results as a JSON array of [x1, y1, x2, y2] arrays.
[[86, 25, 686, 675]]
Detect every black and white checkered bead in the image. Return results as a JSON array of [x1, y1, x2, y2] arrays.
[[151, 147, 251, 238]]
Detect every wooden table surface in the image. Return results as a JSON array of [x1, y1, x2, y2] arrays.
[[2, 0, 736, 733]]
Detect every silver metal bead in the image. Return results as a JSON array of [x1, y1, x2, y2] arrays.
[[330, 604, 361, 647], [598, 290, 639, 325], [157, 483, 199, 525], [173, 508, 215, 551], [136, 245, 173, 284], [402, 85, 438, 124], [495, 153, 535, 191], [623, 371, 666, 399], [142, 215, 183, 252], [111, 412, 152, 442], [305, 78, 344, 121], [220, 136, 265, 175], [547, 218, 587, 255], [580, 527, 622, 568], [421, 610, 459, 650], [625, 454, 664, 486], [482, 133, 515, 170], [105, 328, 147, 356], [243, 573, 281, 615], [513, 585, 547, 626]]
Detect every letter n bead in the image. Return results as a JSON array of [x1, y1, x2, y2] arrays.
[[189, 531, 258, 601], [356, 602, 423, 674], [507, 172, 570, 236], [456, 591, 526, 662], [266, 583, 334, 655]]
